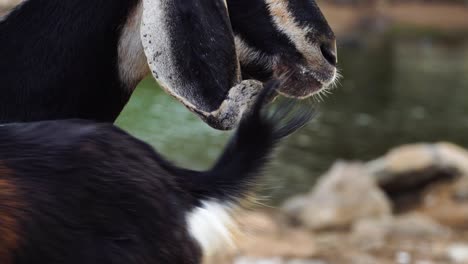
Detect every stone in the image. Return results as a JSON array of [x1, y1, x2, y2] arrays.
[[283, 161, 391, 231], [420, 178, 468, 228], [366, 143, 448, 193], [388, 213, 451, 238], [447, 244, 468, 263], [435, 142, 468, 177], [453, 176, 468, 202], [281, 195, 309, 226], [367, 143, 437, 178], [366, 142, 468, 194], [351, 217, 392, 251], [351, 213, 451, 257], [352, 213, 450, 243], [395, 251, 412, 264]]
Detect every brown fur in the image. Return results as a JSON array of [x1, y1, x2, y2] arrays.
[[0, 161, 22, 264]]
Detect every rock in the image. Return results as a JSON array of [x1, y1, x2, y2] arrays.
[[352, 213, 451, 243], [365, 142, 468, 194], [435, 142, 468, 177], [281, 195, 309, 226], [395, 251, 412, 264], [388, 213, 451, 238], [366, 143, 453, 194], [453, 176, 468, 202], [351, 217, 391, 251], [420, 178, 468, 228], [352, 213, 451, 254], [283, 161, 391, 231], [447, 244, 468, 263], [367, 144, 437, 178], [207, 143, 468, 264]]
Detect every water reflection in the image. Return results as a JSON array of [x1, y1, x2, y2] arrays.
[[116, 34, 468, 203]]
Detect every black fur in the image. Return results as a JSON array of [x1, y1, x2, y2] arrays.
[[156, 0, 239, 113], [0, 0, 239, 123], [0, 0, 331, 128], [0, 82, 313, 264], [227, 0, 336, 80], [0, 0, 139, 123]]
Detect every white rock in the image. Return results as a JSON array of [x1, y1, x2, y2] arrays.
[[389, 213, 451, 238], [284, 161, 391, 231], [395, 251, 411, 264], [435, 142, 468, 177], [366, 142, 468, 192], [447, 244, 468, 263]]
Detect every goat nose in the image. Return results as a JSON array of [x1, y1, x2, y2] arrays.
[[320, 39, 337, 67]]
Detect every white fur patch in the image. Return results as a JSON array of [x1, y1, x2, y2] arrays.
[[118, 1, 149, 90], [187, 201, 238, 256], [265, 0, 317, 60]]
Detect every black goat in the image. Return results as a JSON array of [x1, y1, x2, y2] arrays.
[[0, 0, 336, 129], [0, 82, 313, 264]]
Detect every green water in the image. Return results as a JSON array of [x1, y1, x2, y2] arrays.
[[116, 34, 468, 202]]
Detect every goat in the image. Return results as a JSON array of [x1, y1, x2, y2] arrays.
[[0, 0, 336, 129], [0, 81, 313, 264]]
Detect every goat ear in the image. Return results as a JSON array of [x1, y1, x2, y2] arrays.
[[141, 0, 242, 122]]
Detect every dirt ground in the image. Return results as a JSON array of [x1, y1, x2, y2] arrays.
[[206, 193, 468, 263]]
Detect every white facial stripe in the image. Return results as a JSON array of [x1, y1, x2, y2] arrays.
[[187, 201, 238, 257], [265, 0, 319, 61], [118, 1, 149, 90], [265, 0, 339, 85]]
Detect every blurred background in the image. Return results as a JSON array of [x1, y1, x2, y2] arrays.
[[2, 1, 468, 263], [118, 0, 468, 204]]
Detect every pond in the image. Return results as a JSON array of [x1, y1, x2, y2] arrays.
[[116, 33, 468, 203]]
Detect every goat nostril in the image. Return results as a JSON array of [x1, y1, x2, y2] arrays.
[[320, 41, 337, 67]]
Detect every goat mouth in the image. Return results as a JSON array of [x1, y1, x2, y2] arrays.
[[274, 67, 333, 99]]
